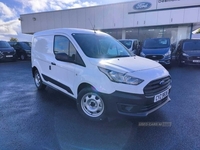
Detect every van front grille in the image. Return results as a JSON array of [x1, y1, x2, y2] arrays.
[[144, 76, 171, 97], [2, 51, 15, 55], [189, 56, 200, 60], [146, 55, 164, 60]]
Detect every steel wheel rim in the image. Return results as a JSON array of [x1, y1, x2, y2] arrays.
[[35, 72, 41, 87], [81, 92, 104, 117], [21, 54, 25, 60]]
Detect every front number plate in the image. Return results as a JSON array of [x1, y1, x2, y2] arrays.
[[193, 60, 200, 63], [6, 55, 13, 58], [154, 89, 169, 102]]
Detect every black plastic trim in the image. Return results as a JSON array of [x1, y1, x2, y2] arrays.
[[101, 90, 171, 117], [42, 74, 74, 95]]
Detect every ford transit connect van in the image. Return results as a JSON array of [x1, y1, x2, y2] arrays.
[[32, 28, 171, 121], [175, 39, 200, 66], [0, 41, 17, 62], [9, 42, 31, 60], [140, 38, 172, 67]]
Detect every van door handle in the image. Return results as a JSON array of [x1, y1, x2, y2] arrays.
[[51, 62, 56, 65]]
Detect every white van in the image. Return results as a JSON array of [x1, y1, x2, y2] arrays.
[[118, 39, 140, 55], [32, 28, 171, 121]]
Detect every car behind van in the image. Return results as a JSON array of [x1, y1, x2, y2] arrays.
[[32, 28, 171, 121], [9, 42, 31, 60], [118, 39, 140, 55], [140, 38, 172, 67], [0, 41, 16, 62], [175, 39, 200, 66]]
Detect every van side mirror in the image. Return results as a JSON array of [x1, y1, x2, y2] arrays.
[[55, 53, 74, 63]]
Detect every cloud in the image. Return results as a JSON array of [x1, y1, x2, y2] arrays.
[[0, 19, 32, 41], [15, 0, 97, 12], [67, 1, 98, 9], [0, 19, 20, 41], [0, 20, 19, 34], [0, 2, 17, 20], [0, 0, 98, 41], [15, 0, 49, 12]]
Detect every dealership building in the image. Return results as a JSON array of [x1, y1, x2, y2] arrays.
[[20, 0, 200, 45]]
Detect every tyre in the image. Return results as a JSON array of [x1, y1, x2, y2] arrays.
[[166, 63, 171, 69], [20, 53, 26, 60], [77, 87, 106, 121], [165, 59, 172, 69], [176, 55, 183, 67], [34, 70, 46, 90], [178, 58, 183, 67]]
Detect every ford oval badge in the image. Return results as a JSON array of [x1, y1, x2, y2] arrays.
[[133, 2, 151, 10], [159, 80, 165, 85]]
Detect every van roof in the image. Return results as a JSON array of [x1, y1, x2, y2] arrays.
[[34, 28, 107, 36]]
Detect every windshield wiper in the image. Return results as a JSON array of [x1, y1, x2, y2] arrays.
[[109, 55, 130, 58]]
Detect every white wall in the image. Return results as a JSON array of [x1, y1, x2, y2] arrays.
[[20, 1, 200, 34], [157, 0, 200, 9]]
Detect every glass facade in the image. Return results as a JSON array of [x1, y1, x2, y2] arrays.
[[102, 29, 122, 39], [102, 25, 192, 50], [125, 29, 139, 39]]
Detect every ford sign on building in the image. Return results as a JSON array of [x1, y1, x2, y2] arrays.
[[20, 0, 200, 48], [133, 2, 152, 10]]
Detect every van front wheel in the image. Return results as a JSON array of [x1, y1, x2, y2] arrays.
[[34, 70, 46, 90], [77, 88, 106, 121]]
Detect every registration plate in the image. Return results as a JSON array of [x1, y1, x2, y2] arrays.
[[154, 89, 169, 102], [6, 55, 13, 58], [193, 60, 200, 63]]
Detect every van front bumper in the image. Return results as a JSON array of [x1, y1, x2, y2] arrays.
[[158, 58, 171, 65], [0, 54, 17, 61], [180, 56, 200, 65], [102, 90, 171, 117]]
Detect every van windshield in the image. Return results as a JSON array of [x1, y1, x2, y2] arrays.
[[183, 41, 200, 51], [0, 41, 11, 48], [119, 40, 132, 49], [72, 33, 131, 58], [19, 42, 31, 50], [143, 38, 170, 49]]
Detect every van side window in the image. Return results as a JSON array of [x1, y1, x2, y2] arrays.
[[69, 42, 76, 58], [54, 35, 85, 66], [54, 36, 69, 54], [54, 35, 77, 57]]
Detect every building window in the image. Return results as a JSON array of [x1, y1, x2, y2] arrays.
[[102, 29, 122, 39], [138, 27, 164, 43], [125, 29, 139, 39]]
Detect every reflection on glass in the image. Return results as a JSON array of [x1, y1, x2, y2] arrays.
[[143, 38, 170, 49], [73, 33, 131, 58]]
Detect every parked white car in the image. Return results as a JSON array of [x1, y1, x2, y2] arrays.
[[32, 28, 171, 121], [118, 39, 140, 55]]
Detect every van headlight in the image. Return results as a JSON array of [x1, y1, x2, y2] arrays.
[[98, 67, 144, 85], [164, 50, 171, 57], [140, 52, 146, 57], [182, 53, 189, 57]]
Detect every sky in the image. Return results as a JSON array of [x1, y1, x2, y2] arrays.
[[0, 0, 134, 42]]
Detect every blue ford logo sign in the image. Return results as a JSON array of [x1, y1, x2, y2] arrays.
[[133, 2, 151, 10]]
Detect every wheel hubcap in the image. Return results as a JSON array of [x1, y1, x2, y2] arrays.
[[35, 72, 41, 87], [21, 55, 25, 60], [81, 93, 104, 117]]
